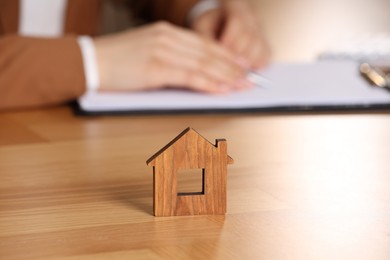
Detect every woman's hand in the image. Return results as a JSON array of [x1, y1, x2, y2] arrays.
[[192, 0, 271, 70], [94, 21, 253, 93]]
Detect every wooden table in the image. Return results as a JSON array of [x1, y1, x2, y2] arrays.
[[0, 106, 389, 259]]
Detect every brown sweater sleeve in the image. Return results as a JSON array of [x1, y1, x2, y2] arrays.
[[0, 35, 86, 110], [131, 0, 200, 26], [152, 0, 200, 26]]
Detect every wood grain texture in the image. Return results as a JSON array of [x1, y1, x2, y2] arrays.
[[0, 115, 46, 145], [147, 128, 233, 216], [0, 106, 389, 260]]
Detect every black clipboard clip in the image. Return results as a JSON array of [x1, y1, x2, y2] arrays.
[[360, 62, 390, 90]]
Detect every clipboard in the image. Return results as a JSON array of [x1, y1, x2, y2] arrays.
[[76, 61, 390, 115]]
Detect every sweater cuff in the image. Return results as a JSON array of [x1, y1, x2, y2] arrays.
[[77, 36, 100, 92], [187, 0, 220, 26]]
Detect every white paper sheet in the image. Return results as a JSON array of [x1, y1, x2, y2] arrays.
[[78, 61, 390, 113]]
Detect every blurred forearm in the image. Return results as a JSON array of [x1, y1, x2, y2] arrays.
[[0, 35, 86, 110]]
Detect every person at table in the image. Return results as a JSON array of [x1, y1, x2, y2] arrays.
[[0, 0, 270, 110]]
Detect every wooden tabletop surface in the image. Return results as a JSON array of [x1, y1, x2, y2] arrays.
[[0, 107, 389, 259]]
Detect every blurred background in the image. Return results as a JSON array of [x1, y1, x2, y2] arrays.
[[100, 0, 390, 63], [251, 0, 390, 62]]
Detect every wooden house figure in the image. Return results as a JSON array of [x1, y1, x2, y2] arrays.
[[146, 127, 234, 216]]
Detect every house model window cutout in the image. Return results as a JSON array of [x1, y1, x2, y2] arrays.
[[177, 168, 205, 195], [146, 127, 234, 217]]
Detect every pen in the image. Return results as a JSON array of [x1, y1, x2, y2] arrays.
[[247, 71, 272, 88]]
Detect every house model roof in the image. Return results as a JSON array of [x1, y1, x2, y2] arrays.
[[146, 127, 234, 166]]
